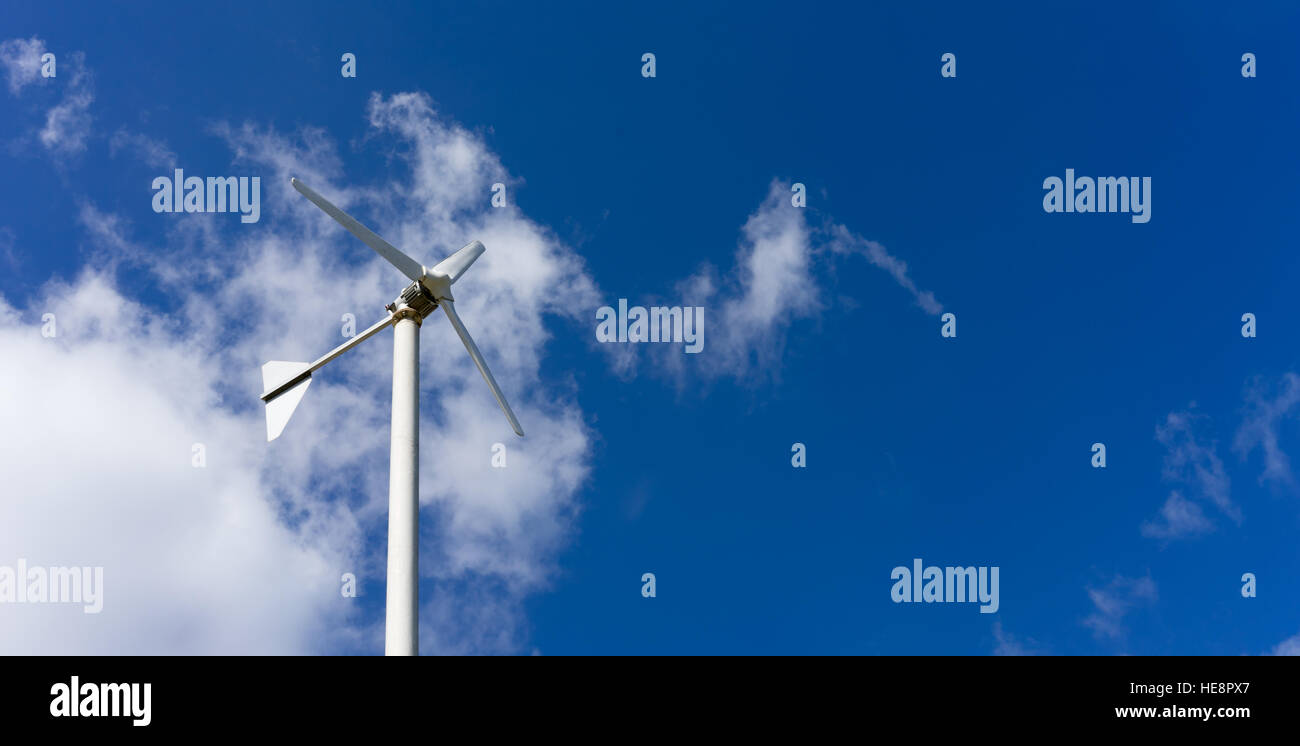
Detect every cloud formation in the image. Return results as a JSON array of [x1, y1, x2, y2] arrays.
[[1271, 631, 1300, 656], [647, 180, 942, 382], [109, 129, 177, 170], [1, 37, 94, 157], [0, 36, 47, 94], [675, 181, 821, 380], [0, 274, 359, 653], [827, 224, 943, 315], [37, 54, 92, 156], [991, 621, 1041, 655], [1083, 573, 1157, 640], [1142, 409, 1238, 540], [1234, 372, 1300, 487]]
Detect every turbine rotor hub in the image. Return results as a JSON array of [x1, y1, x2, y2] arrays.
[[387, 282, 439, 323]]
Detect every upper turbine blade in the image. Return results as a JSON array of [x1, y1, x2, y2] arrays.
[[439, 299, 524, 437], [291, 177, 425, 282], [430, 240, 485, 284]]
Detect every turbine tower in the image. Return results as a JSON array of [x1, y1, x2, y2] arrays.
[[260, 177, 524, 656]]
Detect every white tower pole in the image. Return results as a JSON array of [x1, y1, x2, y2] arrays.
[[385, 311, 421, 656]]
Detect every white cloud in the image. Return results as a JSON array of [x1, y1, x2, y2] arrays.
[[0, 38, 93, 158], [1141, 491, 1213, 539], [1234, 372, 1300, 487], [0, 274, 360, 654], [38, 52, 93, 157], [109, 129, 176, 169], [1142, 408, 1238, 540], [0, 36, 46, 94], [992, 621, 1041, 655], [651, 180, 941, 382], [827, 224, 943, 315], [1083, 573, 1157, 640], [677, 180, 821, 380], [1271, 631, 1300, 656]]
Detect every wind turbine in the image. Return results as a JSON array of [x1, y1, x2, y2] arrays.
[[260, 177, 524, 656]]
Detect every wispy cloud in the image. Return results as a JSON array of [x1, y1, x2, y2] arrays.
[[1142, 491, 1213, 540], [0, 37, 94, 158], [674, 180, 821, 380], [37, 53, 93, 156], [1234, 372, 1300, 487], [826, 224, 942, 315], [1271, 631, 1300, 656], [1083, 573, 1157, 640], [631, 180, 942, 383], [108, 128, 176, 169], [0, 36, 47, 94], [1142, 408, 1238, 540], [992, 621, 1042, 655]]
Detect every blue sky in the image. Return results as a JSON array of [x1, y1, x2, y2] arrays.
[[1, 2, 1298, 654]]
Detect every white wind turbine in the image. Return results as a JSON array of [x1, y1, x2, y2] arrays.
[[260, 177, 524, 656]]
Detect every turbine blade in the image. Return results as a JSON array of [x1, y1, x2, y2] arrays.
[[261, 361, 313, 441], [291, 177, 425, 282], [440, 300, 524, 437], [431, 240, 485, 284]]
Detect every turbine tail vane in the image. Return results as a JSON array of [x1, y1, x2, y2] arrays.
[[261, 361, 312, 441], [259, 314, 397, 441]]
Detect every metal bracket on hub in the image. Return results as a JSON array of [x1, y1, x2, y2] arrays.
[[387, 282, 439, 323]]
